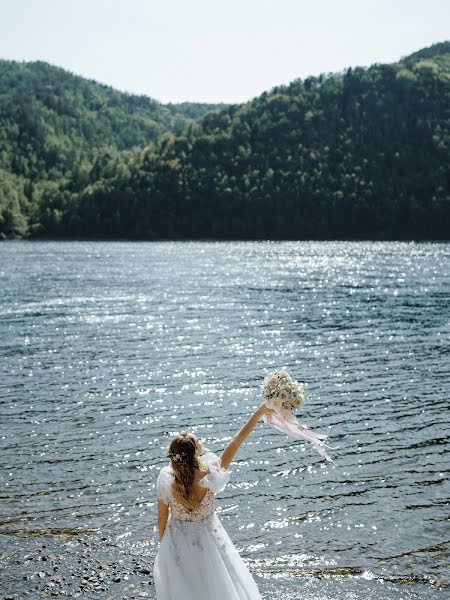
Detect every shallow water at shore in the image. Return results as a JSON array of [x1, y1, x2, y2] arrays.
[[1, 240, 449, 598]]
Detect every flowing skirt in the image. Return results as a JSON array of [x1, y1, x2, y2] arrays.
[[154, 514, 262, 600]]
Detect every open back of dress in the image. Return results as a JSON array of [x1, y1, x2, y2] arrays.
[[153, 450, 262, 600]]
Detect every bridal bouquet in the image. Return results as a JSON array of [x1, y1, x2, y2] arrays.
[[262, 370, 306, 422], [261, 370, 336, 463]]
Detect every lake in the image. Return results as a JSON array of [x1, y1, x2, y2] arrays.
[[1, 240, 449, 598]]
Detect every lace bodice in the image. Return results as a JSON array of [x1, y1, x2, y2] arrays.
[[156, 450, 230, 522], [171, 488, 215, 521], [154, 450, 262, 600]]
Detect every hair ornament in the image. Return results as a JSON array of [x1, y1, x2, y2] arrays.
[[168, 450, 188, 464]]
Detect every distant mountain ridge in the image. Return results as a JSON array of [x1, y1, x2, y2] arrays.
[[400, 40, 450, 64], [0, 42, 449, 239], [0, 59, 228, 171]]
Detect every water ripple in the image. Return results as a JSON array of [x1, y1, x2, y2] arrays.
[[1, 240, 449, 595]]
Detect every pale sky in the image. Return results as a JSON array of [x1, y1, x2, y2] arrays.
[[1, 0, 449, 104]]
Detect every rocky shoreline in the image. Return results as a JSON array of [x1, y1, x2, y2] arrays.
[[2, 531, 447, 599], [1, 531, 155, 599]]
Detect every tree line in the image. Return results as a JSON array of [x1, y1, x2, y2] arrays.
[[1, 42, 449, 239]]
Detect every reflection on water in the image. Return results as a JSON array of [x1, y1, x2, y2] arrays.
[[1, 240, 449, 596]]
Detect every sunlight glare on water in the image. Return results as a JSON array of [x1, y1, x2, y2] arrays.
[[1, 240, 449, 598]]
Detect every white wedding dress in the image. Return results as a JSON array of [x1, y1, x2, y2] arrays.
[[153, 450, 262, 599]]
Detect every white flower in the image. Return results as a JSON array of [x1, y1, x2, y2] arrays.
[[262, 369, 306, 418], [274, 397, 283, 410]]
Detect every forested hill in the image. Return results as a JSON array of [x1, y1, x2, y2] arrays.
[[0, 59, 227, 176], [1, 43, 449, 239]]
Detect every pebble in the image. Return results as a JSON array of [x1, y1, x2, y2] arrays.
[[3, 532, 157, 598]]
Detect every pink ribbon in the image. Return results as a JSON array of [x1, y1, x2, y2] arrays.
[[263, 411, 336, 463]]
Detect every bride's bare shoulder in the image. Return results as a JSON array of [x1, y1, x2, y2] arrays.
[[194, 463, 210, 480], [196, 466, 210, 476]]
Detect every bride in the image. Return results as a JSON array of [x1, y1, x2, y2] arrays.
[[153, 402, 272, 599]]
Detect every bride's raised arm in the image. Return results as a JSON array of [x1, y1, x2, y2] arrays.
[[219, 403, 271, 470]]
